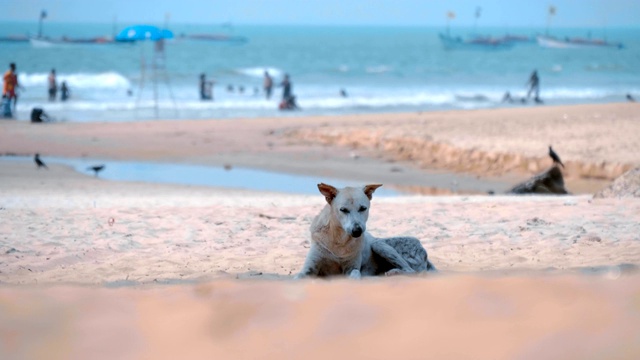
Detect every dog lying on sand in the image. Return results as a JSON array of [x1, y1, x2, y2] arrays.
[[295, 183, 435, 279]]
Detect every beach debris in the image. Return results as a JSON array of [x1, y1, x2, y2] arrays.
[[223, 164, 232, 171], [593, 167, 640, 198], [257, 213, 296, 221], [526, 217, 550, 226], [507, 165, 569, 195], [108, 218, 115, 226]]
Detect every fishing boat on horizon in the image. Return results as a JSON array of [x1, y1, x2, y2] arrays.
[[499, 34, 536, 45], [438, 9, 513, 51], [536, 35, 624, 49], [439, 33, 514, 50], [177, 21, 248, 44], [29, 36, 116, 47], [178, 33, 248, 44], [536, 5, 624, 49], [0, 35, 30, 43]]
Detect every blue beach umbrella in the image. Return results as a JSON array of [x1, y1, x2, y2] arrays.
[[115, 25, 173, 42], [116, 24, 177, 118]]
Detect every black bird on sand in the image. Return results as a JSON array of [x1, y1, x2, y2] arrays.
[[87, 165, 105, 177], [548, 146, 564, 168], [34, 153, 48, 169]]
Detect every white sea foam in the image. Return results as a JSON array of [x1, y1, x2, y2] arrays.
[[541, 87, 623, 99], [18, 85, 635, 112], [14, 81, 638, 123], [236, 67, 284, 78], [365, 65, 392, 74], [18, 72, 132, 89]]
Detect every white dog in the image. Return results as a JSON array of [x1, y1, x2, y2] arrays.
[[295, 183, 435, 279]]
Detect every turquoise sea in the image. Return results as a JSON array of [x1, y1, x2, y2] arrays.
[[2, 22, 639, 122]]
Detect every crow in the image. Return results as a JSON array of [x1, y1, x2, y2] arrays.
[[87, 165, 105, 177], [34, 153, 48, 169], [548, 146, 565, 168]]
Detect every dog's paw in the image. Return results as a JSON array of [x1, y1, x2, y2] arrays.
[[348, 269, 362, 279], [384, 269, 405, 276]]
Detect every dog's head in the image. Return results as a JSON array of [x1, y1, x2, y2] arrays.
[[317, 183, 382, 238]]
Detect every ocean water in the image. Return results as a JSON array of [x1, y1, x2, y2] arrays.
[[2, 22, 639, 122]]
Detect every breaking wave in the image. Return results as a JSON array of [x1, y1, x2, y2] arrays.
[[18, 72, 131, 89]]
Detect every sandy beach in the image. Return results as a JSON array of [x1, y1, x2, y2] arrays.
[[1, 103, 640, 359]]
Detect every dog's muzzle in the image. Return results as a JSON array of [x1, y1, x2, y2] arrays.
[[350, 224, 363, 238]]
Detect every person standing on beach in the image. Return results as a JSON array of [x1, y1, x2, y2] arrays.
[[48, 69, 57, 101], [3, 63, 19, 115], [263, 71, 273, 100], [526, 70, 540, 102]]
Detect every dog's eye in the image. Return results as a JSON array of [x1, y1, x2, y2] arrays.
[[358, 206, 367, 212], [339, 207, 350, 214]]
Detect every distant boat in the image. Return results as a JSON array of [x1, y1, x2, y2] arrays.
[[0, 35, 30, 43], [439, 33, 513, 50], [537, 35, 624, 49], [439, 7, 512, 50], [29, 38, 56, 47], [179, 33, 248, 44], [499, 34, 536, 45], [29, 36, 116, 47]]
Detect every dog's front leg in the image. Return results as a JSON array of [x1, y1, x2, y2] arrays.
[[344, 255, 363, 279], [294, 268, 315, 280], [294, 245, 322, 279], [347, 268, 361, 279]]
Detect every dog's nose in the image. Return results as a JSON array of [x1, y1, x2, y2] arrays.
[[351, 225, 362, 238]]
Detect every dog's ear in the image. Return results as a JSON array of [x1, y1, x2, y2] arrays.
[[318, 183, 338, 204], [363, 184, 383, 200]]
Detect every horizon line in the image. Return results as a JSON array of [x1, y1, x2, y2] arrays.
[[1, 20, 639, 29]]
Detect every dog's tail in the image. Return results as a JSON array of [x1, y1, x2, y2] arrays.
[[426, 258, 437, 273]]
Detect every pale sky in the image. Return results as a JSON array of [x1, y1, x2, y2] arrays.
[[2, 0, 639, 27]]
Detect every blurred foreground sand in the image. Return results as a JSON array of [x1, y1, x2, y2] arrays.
[[1, 103, 639, 359]]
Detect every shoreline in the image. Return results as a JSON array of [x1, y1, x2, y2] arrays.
[[2, 103, 638, 194]]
